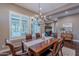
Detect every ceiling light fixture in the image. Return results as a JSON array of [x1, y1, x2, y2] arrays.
[[40, 13, 42, 15], [41, 16, 43, 18], [65, 11, 69, 14], [39, 3, 42, 17], [39, 3, 46, 19], [35, 3, 47, 23], [40, 8, 42, 10], [44, 16, 46, 18]]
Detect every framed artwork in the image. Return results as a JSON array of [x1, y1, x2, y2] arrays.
[[63, 23, 72, 32]]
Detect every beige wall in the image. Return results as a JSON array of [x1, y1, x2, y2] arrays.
[[56, 14, 79, 41], [0, 4, 9, 49], [0, 3, 38, 50]]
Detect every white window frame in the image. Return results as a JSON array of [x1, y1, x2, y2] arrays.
[[9, 11, 30, 40]]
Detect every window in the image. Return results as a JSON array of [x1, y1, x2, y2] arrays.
[[9, 11, 30, 39], [11, 14, 20, 37], [21, 16, 29, 35], [32, 18, 41, 36]]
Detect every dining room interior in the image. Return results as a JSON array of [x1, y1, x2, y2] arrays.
[[0, 3, 79, 56]]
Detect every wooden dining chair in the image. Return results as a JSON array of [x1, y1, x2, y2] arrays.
[[36, 33, 42, 39], [56, 39, 63, 56], [5, 40, 28, 56], [49, 39, 63, 56], [26, 34, 32, 41]]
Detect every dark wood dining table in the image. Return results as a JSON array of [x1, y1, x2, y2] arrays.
[[29, 38, 58, 56]]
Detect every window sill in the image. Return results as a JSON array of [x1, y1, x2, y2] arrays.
[[10, 35, 26, 40]]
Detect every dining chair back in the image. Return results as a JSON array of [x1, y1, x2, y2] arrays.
[[49, 39, 63, 56], [36, 33, 42, 39], [5, 41, 16, 56], [5, 39, 28, 56], [26, 34, 32, 41]]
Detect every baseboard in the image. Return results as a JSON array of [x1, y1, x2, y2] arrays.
[[73, 40, 79, 43]]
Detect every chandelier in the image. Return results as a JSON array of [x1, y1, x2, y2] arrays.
[[34, 3, 48, 24], [38, 3, 46, 20]]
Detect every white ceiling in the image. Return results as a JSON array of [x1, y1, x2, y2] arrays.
[[15, 3, 67, 15]]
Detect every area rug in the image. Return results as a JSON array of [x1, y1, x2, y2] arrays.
[[60, 47, 75, 56], [47, 46, 75, 56]]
